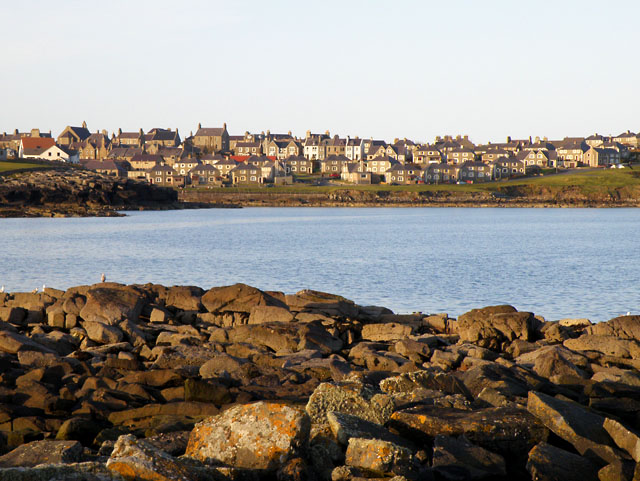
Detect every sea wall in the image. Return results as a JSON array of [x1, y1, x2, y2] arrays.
[[0, 283, 639, 479]]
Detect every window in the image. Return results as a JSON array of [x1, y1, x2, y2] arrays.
[[240, 176, 246, 181], [156, 177, 161, 182], [300, 167, 306, 172], [398, 176, 404, 181], [250, 176, 256, 181]]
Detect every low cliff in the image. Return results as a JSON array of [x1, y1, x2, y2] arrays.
[[0, 168, 179, 217]]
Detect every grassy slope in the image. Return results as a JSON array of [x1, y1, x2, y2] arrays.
[[188, 167, 640, 195], [0, 160, 53, 173]]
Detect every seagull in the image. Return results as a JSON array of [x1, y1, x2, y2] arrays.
[[0, 286, 4, 293], [101, 273, 106, 283], [31, 288, 38, 294], [626, 311, 631, 316], [42, 284, 46, 292]]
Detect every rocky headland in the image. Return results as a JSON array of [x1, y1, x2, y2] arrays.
[[1, 283, 640, 480], [0, 169, 192, 217]]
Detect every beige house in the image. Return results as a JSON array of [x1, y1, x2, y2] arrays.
[[57, 122, 91, 146], [320, 154, 350, 175], [144, 128, 181, 148], [147, 164, 182, 187], [341, 162, 371, 184], [231, 163, 263, 184], [556, 142, 587, 166], [265, 139, 302, 160], [189, 164, 222, 186], [583, 146, 621, 167], [425, 163, 458, 184], [212, 158, 238, 178], [114, 129, 144, 147], [174, 158, 201, 176], [366, 155, 396, 175], [446, 147, 476, 165], [193, 123, 229, 153], [234, 141, 262, 156], [491, 157, 525, 179], [413, 146, 443, 164], [385, 163, 423, 184], [130, 154, 163, 170], [458, 161, 492, 183], [284, 155, 314, 175]]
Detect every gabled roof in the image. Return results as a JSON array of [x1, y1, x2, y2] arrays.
[[21, 137, 55, 149], [195, 127, 226, 137], [62, 126, 91, 141], [324, 154, 350, 162], [131, 154, 164, 163], [147, 164, 176, 173]]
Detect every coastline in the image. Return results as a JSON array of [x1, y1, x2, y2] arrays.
[[0, 282, 639, 479]]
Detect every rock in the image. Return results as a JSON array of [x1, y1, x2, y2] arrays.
[[79, 286, 145, 324], [144, 431, 191, 457], [298, 323, 343, 354], [0, 462, 123, 481], [249, 305, 294, 324], [305, 381, 394, 425], [119, 369, 184, 388], [564, 335, 640, 359], [461, 362, 540, 400], [229, 324, 300, 353], [285, 289, 359, 318], [108, 402, 219, 428], [527, 391, 622, 465], [361, 323, 414, 342], [603, 417, 640, 462], [598, 460, 636, 481], [0, 329, 55, 354], [83, 321, 123, 344], [389, 405, 547, 460], [0, 306, 26, 324], [201, 283, 287, 314], [345, 437, 416, 478], [186, 401, 310, 471], [457, 306, 535, 349], [526, 442, 599, 481], [106, 434, 196, 481], [327, 411, 412, 448], [46, 306, 66, 328], [199, 353, 247, 378], [184, 379, 232, 405], [587, 315, 640, 341], [394, 339, 431, 362], [431, 435, 507, 480], [164, 285, 204, 312], [0, 439, 83, 467], [380, 370, 472, 399], [150, 306, 171, 323], [55, 417, 101, 446]]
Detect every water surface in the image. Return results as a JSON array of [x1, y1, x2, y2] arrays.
[[1, 207, 638, 321]]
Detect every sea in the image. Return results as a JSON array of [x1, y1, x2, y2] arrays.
[[2, 207, 638, 322]]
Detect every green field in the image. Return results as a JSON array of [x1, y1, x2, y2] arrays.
[[188, 167, 640, 195], [0, 160, 52, 174]]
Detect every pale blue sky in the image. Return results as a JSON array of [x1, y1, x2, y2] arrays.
[[2, 0, 639, 144]]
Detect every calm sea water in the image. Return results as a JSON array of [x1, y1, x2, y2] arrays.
[[1, 208, 638, 322]]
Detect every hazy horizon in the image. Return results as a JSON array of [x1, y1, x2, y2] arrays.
[[2, 0, 639, 145]]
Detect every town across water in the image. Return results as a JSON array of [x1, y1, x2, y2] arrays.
[[2, 207, 638, 322]]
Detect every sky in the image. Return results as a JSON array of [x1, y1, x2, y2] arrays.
[[2, 0, 639, 145]]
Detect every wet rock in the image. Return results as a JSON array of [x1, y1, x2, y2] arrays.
[[305, 381, 394, 425], [431, 435, 507, 480], [345, 437, 417, 478], [186, 401, 310, 471], [527, 391, 622, 465], [526, 442, 599, 481], [0, 439, 83, 467]]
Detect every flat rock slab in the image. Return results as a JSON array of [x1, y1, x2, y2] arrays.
[[527, 391, 622, 465], [327, 411, 412, 448], [108, 402, 219, 426], [389, 405, 547, 459], [603, 417, 640, 462], [526, 442, 599, 481], [0, 439, 83, 468], [186, 401, 310, 471]]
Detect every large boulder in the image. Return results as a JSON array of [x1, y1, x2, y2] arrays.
[[201, 283, 287, 314], [389, 405, 547, 460], [79, 286, 145, 324], [306, 381, 394, 425], [526, 442, 599, 481], [285, 289, 359, 318], [82, 321, 123, 345], [586, 315, 640, 341], [0, 439, 83, 467], [106, 434, 199, 481], [432, 435, 507, 480], [564, 335, 640, 359], [186, 401, 310, 471], [164, 285, 204, 312], [361, 323, 414, 342], [603, 417, 640, 462], [344, 437, 417, 478], [457, 306, 535, 349], [526, 391, 623, 465]]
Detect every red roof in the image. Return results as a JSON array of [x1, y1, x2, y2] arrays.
[[231, 155, 277, 162], [21, 137, 55, 149]]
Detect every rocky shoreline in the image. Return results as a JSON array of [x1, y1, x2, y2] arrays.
[[0, 169, 237, 218], [0, 283, 639, 480], [180, 187, 640, 208]]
